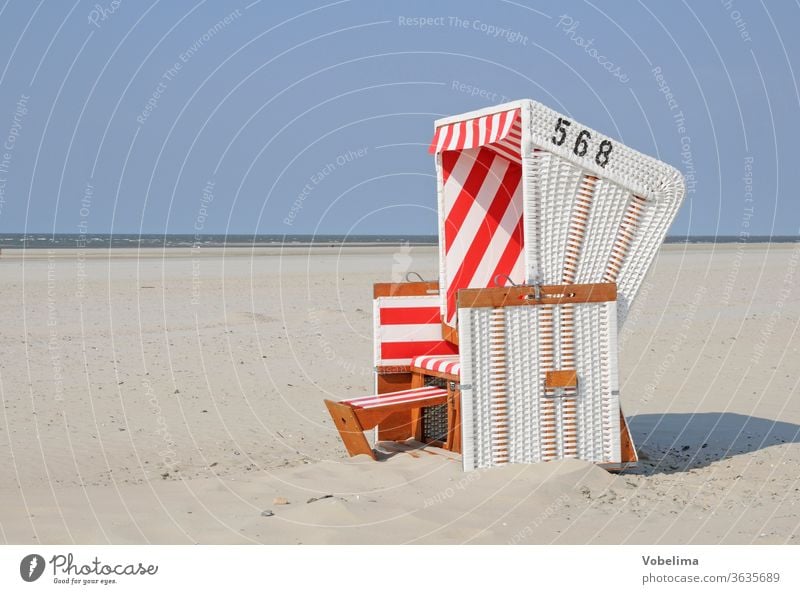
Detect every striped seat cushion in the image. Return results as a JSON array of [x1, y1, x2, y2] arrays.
[[342, 386, 448, 410], [411, 355, 461, 379]]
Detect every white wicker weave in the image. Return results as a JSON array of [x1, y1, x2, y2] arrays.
[[432, 99, 686, 327], [427, 99, 683, 470], [459, 295, 621, 470], [524, 96, 686, 322]]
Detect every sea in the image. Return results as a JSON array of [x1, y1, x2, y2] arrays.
[[0, 233, 797, 249]]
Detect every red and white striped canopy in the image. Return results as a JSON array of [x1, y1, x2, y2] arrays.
[[429, 108, 522, 164], [439, 146, 525, 327]]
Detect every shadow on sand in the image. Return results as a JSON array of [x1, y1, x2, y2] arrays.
[[627, 412, 800, 475]]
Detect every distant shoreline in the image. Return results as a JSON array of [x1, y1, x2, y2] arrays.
[[0, 242, 795, 261], [0, 234, 797, 250]]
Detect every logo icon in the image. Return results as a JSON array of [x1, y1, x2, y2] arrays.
[[20, 554, 45, 582]]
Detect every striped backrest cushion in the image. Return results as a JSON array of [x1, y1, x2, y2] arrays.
[[373, 295, 458, 370], [439, 146, 525, 328]]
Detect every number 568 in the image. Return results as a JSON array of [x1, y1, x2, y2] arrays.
[[550, 117, 613, 168]]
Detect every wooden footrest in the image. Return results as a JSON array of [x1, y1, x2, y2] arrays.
[[325, 387, 448, 459]]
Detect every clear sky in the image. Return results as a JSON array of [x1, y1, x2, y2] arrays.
[[0, 0, 797, 237]]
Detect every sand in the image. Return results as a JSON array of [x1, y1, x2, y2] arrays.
[[0, 243, 798, 544]]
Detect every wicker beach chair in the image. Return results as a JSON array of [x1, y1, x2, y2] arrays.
[[428, 99, 685, 470], [327, 99, 683, 468]]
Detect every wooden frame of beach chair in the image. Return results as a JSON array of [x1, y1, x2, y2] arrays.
[[327, 279, 635, 464], [324, 386, 449, 459], [372, 281, 457, 444], [409, 354, 462, 453], [456, 282, 636, 471], [327, 99, 683, 466], [326, 282, 464, 459], [425, 99, 682, 470]]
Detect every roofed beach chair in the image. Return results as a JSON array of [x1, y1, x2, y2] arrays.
[[326, 98, 683, 469], [428, 99, 685, 470]]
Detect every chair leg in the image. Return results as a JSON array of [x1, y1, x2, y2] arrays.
[[324, 400, 375, 459], [409, 372, 425, 440], [410, 408, 424, 441], [619, 407, 638, 463], [376, 372, 415, 442], [446, 385, 462, 453]]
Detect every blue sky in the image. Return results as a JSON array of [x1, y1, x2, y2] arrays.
[[0, 0, 797, 236]]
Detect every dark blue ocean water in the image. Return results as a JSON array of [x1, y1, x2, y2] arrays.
[[0, 233, 797, 249], [0, 234, 438, 249]]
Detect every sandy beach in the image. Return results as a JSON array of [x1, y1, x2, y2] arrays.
[[0, 243, 798, 544]]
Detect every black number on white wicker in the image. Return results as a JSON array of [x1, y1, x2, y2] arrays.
[[574, 129, 591, 157], [551, 118, 614, 168], [551, 117, 570, 146], [595, 140, 613, 168]]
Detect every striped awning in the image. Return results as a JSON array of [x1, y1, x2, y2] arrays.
[[429, 108, 522, 163]]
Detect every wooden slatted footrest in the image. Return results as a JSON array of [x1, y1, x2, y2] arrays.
[[325, 386, 448, 459]]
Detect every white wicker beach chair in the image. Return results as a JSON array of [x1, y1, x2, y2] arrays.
[[328, 99, 683, 467], [429, 99, 684, 470]]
